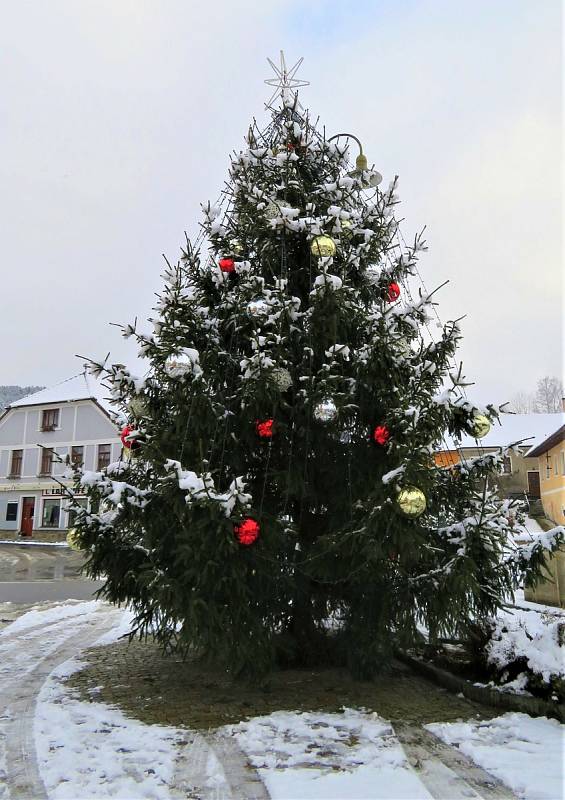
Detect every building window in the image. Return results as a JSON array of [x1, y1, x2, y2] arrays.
[[71, 446, 84, 466], [546, 459, 551, 480], [9, 450, 23, 477], [67, 498, 88, 527], [97, 444, 111, 470], [561, 450, 565, 475], [555, 455, 560, 477], [39, 448, 54, 476], [42, 499, 60, 528], [501, 456, 512, 475], [6, 503, 17, 522], [41, 408, 60, 431]]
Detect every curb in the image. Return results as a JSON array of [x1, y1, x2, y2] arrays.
[[397, 652, 564, 723], [0, 540, 69, 548]]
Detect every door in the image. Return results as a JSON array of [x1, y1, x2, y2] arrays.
[[527, 471, 541, 498], [20, 497, 35, 536]]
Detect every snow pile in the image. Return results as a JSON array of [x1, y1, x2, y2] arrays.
[[486, 606, 564, 687], [93, 607, 135, 647], [224, 709, 432, 799], [426, 713, 564, 800], [0, 600, 100, 638], [35, 656, 184, 800]]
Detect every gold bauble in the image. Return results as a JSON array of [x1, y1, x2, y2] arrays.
[[229, 238, 244, 255], [66, 528, 81, 550], [396, 486, 427, 518], [310, 235, 336, 258], [471, 414, 491, 439]]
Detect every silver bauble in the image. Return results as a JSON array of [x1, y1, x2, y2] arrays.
[[314, 399, 337, 422]]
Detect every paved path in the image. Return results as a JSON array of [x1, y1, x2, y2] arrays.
[[0, 602, 123, 799]]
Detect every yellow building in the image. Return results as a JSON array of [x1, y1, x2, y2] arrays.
[[527, 424, 565, 525], [434, 413, 562, 501]]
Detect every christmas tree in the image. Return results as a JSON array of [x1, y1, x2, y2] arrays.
[[67, 54, 561, 678]]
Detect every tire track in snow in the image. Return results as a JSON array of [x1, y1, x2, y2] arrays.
[[170, 730, 270, 800], [0, 603, 123, 799], [395, 722, 518, 800]]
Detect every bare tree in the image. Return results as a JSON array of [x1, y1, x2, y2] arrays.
[[534, 376, 564, 413], [508, 391, 536, 413]]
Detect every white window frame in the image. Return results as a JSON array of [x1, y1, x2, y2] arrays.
[[39, 407, 61, 432], [41, 497, 62, 529]]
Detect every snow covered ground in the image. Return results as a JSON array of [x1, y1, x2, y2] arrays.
[[225, 709, 433, 799], [426, 714, 564, 800], [36, 657, 185, 799], [0, 600, 563, 799]]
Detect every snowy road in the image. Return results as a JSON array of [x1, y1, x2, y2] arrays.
[[0, 601, 124, 799]]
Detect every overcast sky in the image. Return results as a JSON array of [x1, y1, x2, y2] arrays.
[[1, 0, 562, 405]]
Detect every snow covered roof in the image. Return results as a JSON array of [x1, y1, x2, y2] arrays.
[[442, 412, 564, 452], [7, 372, 115, 415], [526, 424, 565, 458]]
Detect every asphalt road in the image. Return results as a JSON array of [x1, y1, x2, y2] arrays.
[[0, 544, 104, 603]]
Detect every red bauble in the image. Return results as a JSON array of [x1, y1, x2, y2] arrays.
[[255, 419, 274, 439], [219, 257, 235, 273], [373, 425, 390, 446], [120, 424, 140, 450], [234, 518, 260, 546], [386, 282, 401, 302]]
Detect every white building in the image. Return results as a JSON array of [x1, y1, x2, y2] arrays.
[[0, 373, 121, 536]]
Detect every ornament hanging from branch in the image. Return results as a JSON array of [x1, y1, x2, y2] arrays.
[[234, 518, 260, 546], [386, 282, 401, 302], [120, 424, 143, 451], [396, 486, 427, 518], [263, 201, 279, 220], [340, 219, 354, 238], [310, 235, 336, 258], [229, 239, 244, 255], [470, 414, 491, 439], [128, 396, 149, 419], [373, 425, 390, 445], [66, 528, 81, 551], [255, 419, 274, 439], [270, 367, 293, 392], [314, 399, 337, 422], [248, 298, 268, 316], [219, 257, 236, 274]]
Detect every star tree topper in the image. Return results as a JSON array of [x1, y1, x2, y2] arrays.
[[264, 50, 309, 109]]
